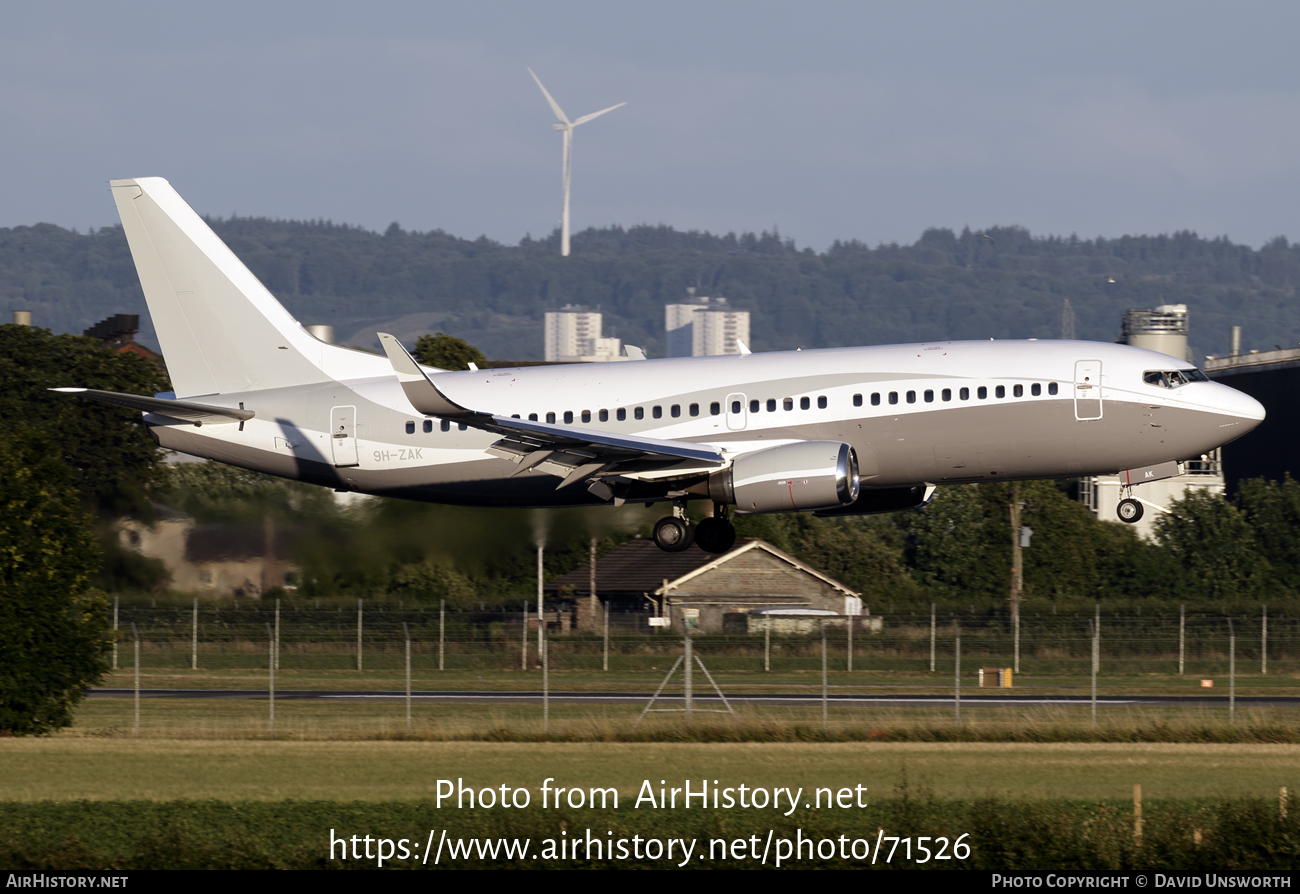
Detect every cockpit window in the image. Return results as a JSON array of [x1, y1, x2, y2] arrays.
[[1144, 368, 1209, 389]]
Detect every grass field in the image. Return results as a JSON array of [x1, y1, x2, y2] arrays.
[[2, 738, 1296, 802]]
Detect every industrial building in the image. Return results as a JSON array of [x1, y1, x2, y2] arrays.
[[665, 289, 750, 357], [1205, 339, 1300, 492]]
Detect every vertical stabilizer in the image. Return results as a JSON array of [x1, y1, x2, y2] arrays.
[[110, 177, 386, 397]]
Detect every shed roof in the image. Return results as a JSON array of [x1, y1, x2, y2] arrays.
[[545, 537, 859, 599]]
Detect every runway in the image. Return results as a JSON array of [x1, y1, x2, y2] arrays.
[[88, 689, 1300, 707]]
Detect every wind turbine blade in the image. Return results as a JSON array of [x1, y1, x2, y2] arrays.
[[572, 102, 626, 126], [528, 68, 571, 125]]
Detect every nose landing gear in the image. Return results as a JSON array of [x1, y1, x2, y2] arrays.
[[1116, 484, 1144, 523], [1117, 497, 1144, 523]]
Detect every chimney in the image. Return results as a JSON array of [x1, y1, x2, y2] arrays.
[[1230, 326, 1241, 357]]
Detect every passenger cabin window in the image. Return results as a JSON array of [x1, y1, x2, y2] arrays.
[[546, 412, 556, 424], [871, 393, 881, 406], [653, 406, 663, 419], [731, 401, 742, 414], [783, 398, 794, 411], [405, 421, 415, 434], [800, 397, 810, 410], [671, 404, 681, 418], [581, 410, 591, 423], [635, 407, 645, 420], [960, 387, 970, 400], [1013, 384, 1023, 397], [712, 402, 722, 416], [1030, 384, 1041, 397], [689, 403, 700, 417], [441, 420, 451, 432], [942, 388, 952, 401], [817, 396, 827, 409], [564, 411, 574, 424], [529, 413, 538, 421], [749, 399, 759, 413], [906, 390, 916, 404], [458, 423, 467, 431], [617, 408, 626, 421], [1048, 383, 1058, 395], [924, 389, 934, 403], [423, 420, 433, 433], [853, 394, 863, 407], [977, 386, 988, 399], [599, 409, 609, 422], [888, 392, 898, 405], [995, 385, 1006, 398], [767, 399, 777, 412]]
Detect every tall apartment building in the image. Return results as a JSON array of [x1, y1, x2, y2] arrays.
[[544, 305, 625, 362], [664, 290, 750, 357]]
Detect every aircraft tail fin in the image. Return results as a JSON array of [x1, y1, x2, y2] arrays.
[[110, 177, 388, 397]]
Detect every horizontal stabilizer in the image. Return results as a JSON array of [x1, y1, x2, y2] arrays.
[[51, 388, 254, 425]]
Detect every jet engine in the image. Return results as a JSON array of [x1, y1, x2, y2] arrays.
[[708, 441, 859, 513]]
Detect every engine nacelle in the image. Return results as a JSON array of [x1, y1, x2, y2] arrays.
[[709, 441, 859, 514], [814, 484, 936, 517]]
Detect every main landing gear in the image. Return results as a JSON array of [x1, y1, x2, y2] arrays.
[[651, 502, 737, 554]]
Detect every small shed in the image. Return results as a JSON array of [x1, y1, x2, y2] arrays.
[[545, 537, 873, 633]]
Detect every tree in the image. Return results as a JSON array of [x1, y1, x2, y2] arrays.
[[1154, 488, 1269, 603], [0, 431, 109, 735], [412, 332, 486, 370], [0, 323, 168, 515], [1234, 476, 1300, 593]]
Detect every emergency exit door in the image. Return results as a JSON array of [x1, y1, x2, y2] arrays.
[[1074, 361, 1103, 421]]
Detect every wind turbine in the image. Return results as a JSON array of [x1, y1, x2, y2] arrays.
[[529, 69, 625, 257]]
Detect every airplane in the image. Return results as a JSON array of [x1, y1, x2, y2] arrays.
[[56, 177, 1266, 554]]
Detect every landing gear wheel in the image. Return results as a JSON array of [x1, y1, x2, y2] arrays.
[[653, 516, 695, 552], [694, 516, 737, 554], [1117, 498, 1144, 523]]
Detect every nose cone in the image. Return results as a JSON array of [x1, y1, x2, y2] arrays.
[[1212, 382, 1266, 427]]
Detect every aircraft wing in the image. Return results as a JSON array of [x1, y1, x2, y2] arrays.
[[377, 334, 724, 489], [50, 388, 255, 425]]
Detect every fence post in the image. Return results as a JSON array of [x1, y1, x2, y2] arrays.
[[821, 618, 828, 730], [521, 602, 528, 670], [274, 597, 281, 672], [1134, 784, 1143, 847], [266, 622, 275, 737], [404, 622, 412, 732], [542, 621, 549, 734], [1228, 617, 1236, 725], [132, 622, 140, 738], [1282, 786, 1288, 820], [1179, 604, 1185, 675], [929, 603, 936, 673], [602, 599, 609, 673], [1262, 605, 1268, 676], [113, 596, 119, 671], [953, 621, 961, 727], [1090, 618, 1098, 728], [356, 599, 363, 672], [439, 599, 445, 672], [846, 614, 853, 673], [764, 623, 771, 673], [684, 621, 693, 721]]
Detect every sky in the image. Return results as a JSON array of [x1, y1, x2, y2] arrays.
[[3, 1, 1299, 250]]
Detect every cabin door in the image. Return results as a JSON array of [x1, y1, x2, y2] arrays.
[[330, 405, 360, 467], [1073, 361, 1103, 421]]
